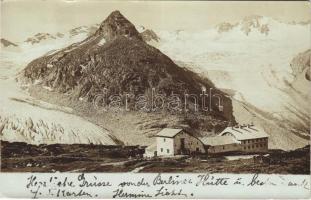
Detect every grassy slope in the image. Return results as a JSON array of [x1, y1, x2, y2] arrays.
[[1, 141, 309, 174]]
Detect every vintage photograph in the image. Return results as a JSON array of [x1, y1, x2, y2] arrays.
[[0, 0, 310, 174]]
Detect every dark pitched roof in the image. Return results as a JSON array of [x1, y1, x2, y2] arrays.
[[156, 128, 183, 138], [200, 135, 240, 146]]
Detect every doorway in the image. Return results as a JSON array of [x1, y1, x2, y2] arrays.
[[180, 138, 185, 150]]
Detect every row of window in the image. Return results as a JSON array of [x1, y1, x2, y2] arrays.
[[243, 144, 266, 150], [242, 138, 267, 144], [163, 138, 200, 145], [187, 141, 199, 146], [160, 148, 170, 153], [160, 147, 202, 154]]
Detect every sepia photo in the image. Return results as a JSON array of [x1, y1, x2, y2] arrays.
[[0, 0, 310, 198]]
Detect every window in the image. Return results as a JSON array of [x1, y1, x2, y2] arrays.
[[161, 148, 163, 152], [167, 149, 169, 153], [223, 146, 225, 150], [163, 138, 166, 142]]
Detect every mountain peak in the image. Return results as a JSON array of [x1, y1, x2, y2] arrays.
[[108, 10, 123, 18], [94, 10, 142, 41], [1, 38, 18, 47]]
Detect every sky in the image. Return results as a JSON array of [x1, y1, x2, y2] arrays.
[[1, 0, 310, 42]]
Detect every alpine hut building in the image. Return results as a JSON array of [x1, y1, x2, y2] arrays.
[[155, 128, 205, 156]]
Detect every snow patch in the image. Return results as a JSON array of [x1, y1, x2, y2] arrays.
[[98, 38, 106, 46], [42, 86, 53, 91]]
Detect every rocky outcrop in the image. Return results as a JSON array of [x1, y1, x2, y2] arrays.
[[140, 29, 160, 42], [94, 11, 142, 41], [22, 10, 234, 129], [1, 38, 18, 47], [240, 15, 269, 36], [24, 33, 61, 44], [69, 25, 99, 38], [216, 15, 270, 36], [216, 22, 236, 33], [290, 49, 311, 81]]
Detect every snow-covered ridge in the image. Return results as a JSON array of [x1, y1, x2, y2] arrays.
[[152, 15, 310, 149], [0, 26, 118, 145], [0, 15, 309, 148], [24, 33, 63, 44], [216, 15, 310, 36], [155, 16, 309, 110], [0, 79, 117, 145], [69, 24, 99, 38]]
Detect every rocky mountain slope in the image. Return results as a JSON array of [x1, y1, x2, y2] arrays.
[[19, 11, 233, 145], [2, 13, 308, 149], [22, 11, 231, 115]]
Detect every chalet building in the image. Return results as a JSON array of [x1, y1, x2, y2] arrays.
[[218, 125, 269, 153], [145, 125, 269, 158], [200, 135, 241, 154], [155, 128, 205, 156]]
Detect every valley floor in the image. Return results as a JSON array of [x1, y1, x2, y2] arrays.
[[1, 141, 309, 174]]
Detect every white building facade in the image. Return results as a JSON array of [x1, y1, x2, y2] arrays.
[[151, 125, 269, 157], [218, 125, 269, 153], [156, 128, 205, 156]]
